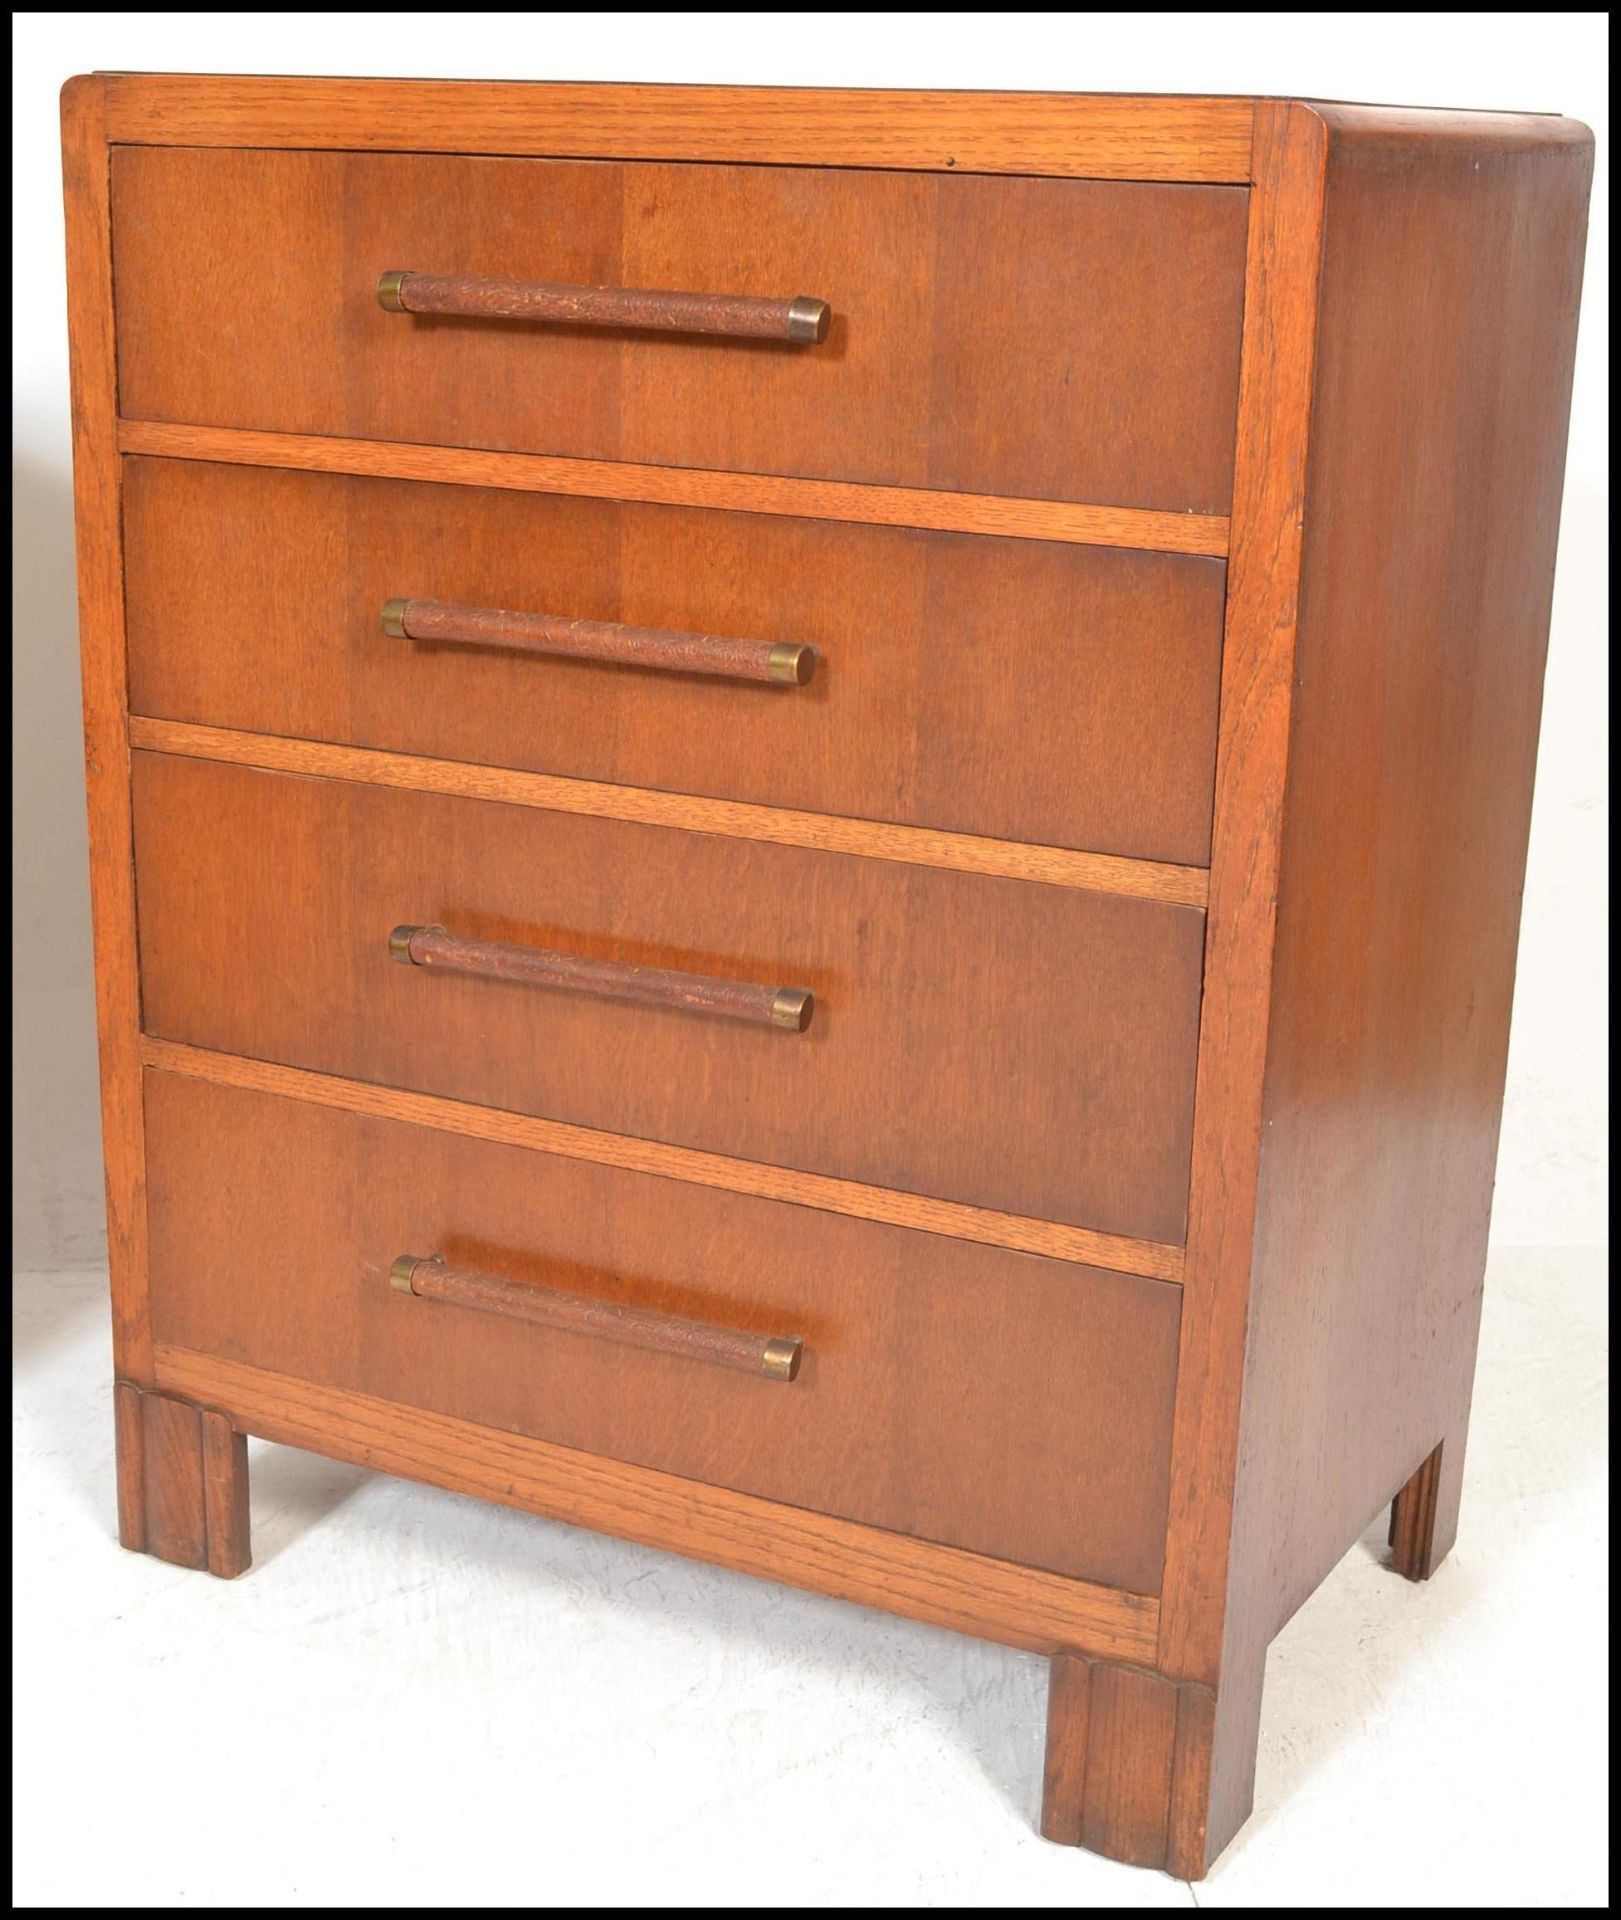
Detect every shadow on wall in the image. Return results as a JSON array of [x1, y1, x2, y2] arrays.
[[12, 450, 105, 1270]]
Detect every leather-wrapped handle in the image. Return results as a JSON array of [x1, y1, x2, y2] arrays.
[[381, 598, 816, 687], [389, 924, 814, 1033], [390, 1254, 804, 1381], [377, 271, 831, 343]]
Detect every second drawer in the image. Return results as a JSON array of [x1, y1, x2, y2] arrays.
[[131, 752, 1205, 1244], [124, 457, 1227, 867]]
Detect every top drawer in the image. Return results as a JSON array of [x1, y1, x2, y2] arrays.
[[110, 148, 1248, 511]]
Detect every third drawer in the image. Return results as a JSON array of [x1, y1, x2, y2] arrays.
[[131, 751, 1205, 1245], [124, 457, 1227, 868]]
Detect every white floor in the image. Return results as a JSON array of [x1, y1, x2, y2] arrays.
[[12, 1247, 1608, 1908]]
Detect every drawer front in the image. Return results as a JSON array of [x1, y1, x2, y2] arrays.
[[131, 753, 1204, 1244], [125, 458, 1227, 867], [144, 1071, 1182, 1590], [111, 148, 1248, 512]]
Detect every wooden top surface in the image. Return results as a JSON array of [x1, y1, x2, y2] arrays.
[[77, 75, 1582, 185], [89, 75, 1254, 180]]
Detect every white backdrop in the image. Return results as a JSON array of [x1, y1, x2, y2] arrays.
[[11, 12, 1608, 1265]]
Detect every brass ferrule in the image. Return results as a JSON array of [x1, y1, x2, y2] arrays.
[[376, 269, 412, 312], [786, 296, 831, 344], [380, 598, 411, 637], [767, 642, 817, 686], [388, 924, 424, 964], [760, 1336, 804, 1382], [389, 1255, 423, 1294], [770, 987, 814, 1033]]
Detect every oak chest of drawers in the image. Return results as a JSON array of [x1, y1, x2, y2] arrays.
[[62, 76, 1591, 1877]]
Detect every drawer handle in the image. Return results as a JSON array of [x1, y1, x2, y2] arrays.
[[389, 924, 815, 1033], [381, 598, 816, 687], [377, 270, 831, 345], [390, 1253, 804, 1382]]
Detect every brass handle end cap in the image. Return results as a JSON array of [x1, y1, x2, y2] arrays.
[[770, 987, 814, 1033], [786, 297, 830, 345], [768, 642, 817, 687], [761, 1336, 804, 1382], [388, 924, 423, 963], [389, 1255, 423, 1294], [380, 598, 410, 637], [377, 270, 412, 312]]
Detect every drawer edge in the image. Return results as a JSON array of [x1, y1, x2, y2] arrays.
[[140, 1044, 1188, 1282], [150, 1343, 1163, 1664], [127, 720, 1212, 908], [117, 420, 1234, 558]]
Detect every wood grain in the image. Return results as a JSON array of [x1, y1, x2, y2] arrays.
[[60, 77, 152, 1379], [1158, 102, 1331, 1688], [125, 719, 1210, 907], [137, 1038, 1186, 1281], [1388, 1442, 1447, 1581], [112, 1378, 146, 1551], [200, 1409, 252, 1579], [116, 421, 1232, 557], [144, 1068, 1183, 1590], [1079, 1663, 1180, 1866], [66, 74, 1595, 1876], [1040, 1655, 1094, 1847], [98, 75, 1256, 183], [1150, 102, 1333, 1877], [112, 1380, 251, 1577], [111, 148, 1248, 513], [150, 1343, 1164, 1666], [123, 459, 1227, 868], [130, 751, 1206, 1244], [1040, 1654, 1220, 1876], [1227, 103, 1594, 1631], [1158, 100, 1592, 1877]]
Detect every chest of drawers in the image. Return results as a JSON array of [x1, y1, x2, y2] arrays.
[[62, 76, 1591, 1877]]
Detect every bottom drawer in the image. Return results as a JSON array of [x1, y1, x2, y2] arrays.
[[143, 1071, 1181, 1593]]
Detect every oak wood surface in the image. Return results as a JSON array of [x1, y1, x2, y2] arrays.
[[130, 751, 1206, 1243], [1388, 1442, 1448, 1582], [62, 74, 1594, 1878], [123, 458, 1228, 868], [117, 421, 1233, 557], [150, 1343, 1164, 1666], [144, 1070, 1182, 1590], [1039, 1654, 1219, 1876], [112, 1378, 146, 1550], [1151, 99, 1334, 1874], [126, 718, 1211, 907], [99, 74, 1257, 182], [1226, 102, 1594, 1639], [1156, 101, 1592, 1876], [1040, 1655, 1094, 1847], [1158, 103, 1330, 1695], [113, 1380, 251, 1576], [138, 1038, 1186, 1280], [61, 79, 153, 1379], [111, 148, 1249, 512]]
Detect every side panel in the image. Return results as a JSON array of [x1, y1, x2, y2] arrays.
[[1233, 111, 1593, 1634]]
